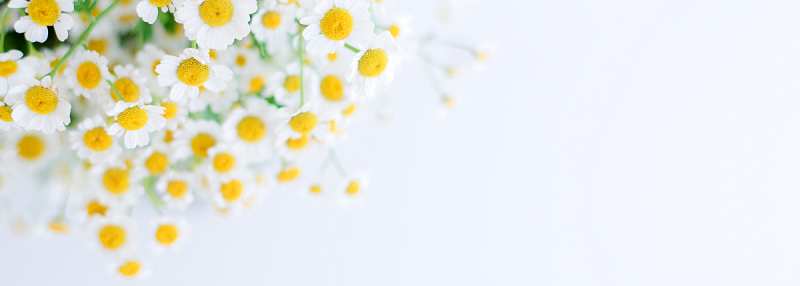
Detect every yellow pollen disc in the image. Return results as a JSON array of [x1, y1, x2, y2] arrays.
[[320, 75, 343, 101], [286, 134, 309, 150], [0, 60, 18, 77], [87, 201, 108, 216], [190, 133, 216, 157], [249, 77, 265, 93], [0, 105, 13, 122], [167, 181, 187, 198], [27, 0, 61, 26], [87, 39, 107, 56], [212, 153, 235, 173], [342, 104, 356, 116], [208, 49, 217, 60], [18, 135, 45, 159], [327, 52, 337, 61], [235, 55, 246, 66], [320, 8, 354, 41], [261, 11, 281, 29], [117, 106, 149, 131], [388, 24, 400, 38], [289, 112, 317, 134], [151, 60, 160, 75], [103, 168, 130, 195], [198, 0, 234, 27], [283, 75, 301, 93], [48, 221, 69, 233], [220, 180, 243, 201], [125, 159, 134, 170], [176, 58, 210, 86], [83, 127, 113, 151], [236, 116, 265, 142], [161, 102, 178, 119], [155, 224, 179, 245], [25, 86, 58, 114], [277, 168, 300, 182], [149, 0, 171, 7], [358, 49, 389, 78], [310, 185, 322, 194], [119, 261, 141, 277], [164, 130, 174, 143], [113, 78, 140, 102], [76, 62, 102, 89], [346, 181, 360, 195], [145, 151, 169, 174], [98, 225, 127, 249]]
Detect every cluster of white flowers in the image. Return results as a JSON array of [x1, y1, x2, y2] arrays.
[[0, 0, 487, 279]]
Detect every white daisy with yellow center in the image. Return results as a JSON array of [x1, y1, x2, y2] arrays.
[[150, 217, 191, 253], [250, 0, 298, 54], [69, 115, 122, 165], [174, 0, 258, 50], [268, 62, 317, 108], [0, 103, 20, 131], [221, 45, 261, 73], [346, 31, 401, 97], [64, 50, 111, 99], [107, 101, 167, 149], [110, 0, 143, 31], [205, 143, 244, 180], [171, 119, 223, 160], [210, 171, 255, 211], [0, 50, 38, 96], [336, 174, 368, 207], [84, 32, 121, 59], [299, 0, 375, 55], [76, 195, 111, 221], [276, 164, 302, 184], [221, 97, 277, 162], [136, 0, 179, 24], [110, 258, 151, 280], [87, 214, 136, 256], [133, 146, 173, 177], [9, 0, 74, 42], [135, 44, 168, 96], [90, 161, 146, 207], [188, 80, 239, 113], [159, 99, 189, 130], [316, 61, 355, 114], [276, 101, 333, 140], [156, 48, 233, 101], [101, 64, 153, 110], [6, 76, 71, 134], [274, 130, 320, 161], [2, 131, 58, 171], [155, 170, 196, 210]]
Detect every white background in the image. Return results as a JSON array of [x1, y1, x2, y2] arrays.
[[3, 0, 800, 285]]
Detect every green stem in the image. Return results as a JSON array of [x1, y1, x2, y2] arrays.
[[144, 176, 163, 215], [299, 37, 305, 106], [192, 40, 197, 49], [329, 150, 347, 177], [0, 8, 10, 53], [45, 0, 123, 79], [108, 80, 126, 101], [345, 43, 361, 53]]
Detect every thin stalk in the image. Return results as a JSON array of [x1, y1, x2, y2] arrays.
[[107, 80, 126, 102], [192, 40, 197, 49], [0, 8, 11, 53], [329, 150, 347, 177], [144, 177, 163, 215], [299, 37, 304, 106], [345, 43, 361, 53]]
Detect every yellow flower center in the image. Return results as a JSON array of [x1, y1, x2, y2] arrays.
[[164, 130, 174, 143], [388, 24, 400, 38], [25, 86, 58, 114], [220, 180, 243, 201], [27, 0, 60, 26], [155, 224, 179, 245], [0, 105, 13, 122], [167, 181, 188, 198], [145, 151, 169, 174], [0, 60, 18, 77], [342, 103, 356, 116], [149, 0, 171, 7], [198, 0, 234, 27], [208, 49, 217, 60], [190, 133, 215, 157], [236, 116, 266, 142], [87, 201, 108, 216], [176, 58, 210, 86], [102, 168, 130, 194], [261, 11, 281, 29], [327, 52, 337, 61], [249, 76, 265, 94], [18, 135, 45, 159], [48, 221, 69, 233], [277, 168, 300, 182], [289, 112, 317, 134], [117, 106, 149, 131], [151, 60, 160, 75], [320, 8, 353, 41], [235, 55, 246, 66], [113, 78, 140, 102], [83, 127, 113, 151], [358, 49, 388, 78], [320, 75, 343, 101], [76, 62, 102, 89], [98, 225, 126, 249], [346, 181, 360, 195], [476, 51, 489, 62], [161, 102, 178, 119], [118, 261, 141, 277], [310, 185, 322, 194], [87, 39, 107, 56], [212, 153, 235, 173], [283, 75, 301, 93], [285, 134, 309, 150]]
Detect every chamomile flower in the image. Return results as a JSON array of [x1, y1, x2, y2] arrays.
[[133, 145, 174, 177], [0, 50, 38, 96], [276, 164, 302, 183], [205, 143, 246, 179], [158, 99, 189, 130], [85, 31, 121, 60], [151, 216, 190, 253], [210, 171, 255, 210], [137, 0, 179, 24], [156, 48, 233, 101], [69, 115, 123, 165], [171, 119, 223, 160], [336, 173, 368, 207], [87, 213, 137, 256], [102, 64, 153, 110], [6, 76, 71, 134], [110, 258, 152, 280], [221, 97, 278, 162], [188, 81, 239, 113], [64, 50, 111, 99], [0, 103, 21, 130], [2, 130, 60, 171], [10, 0, 74, 42], [250, 0, 298, 54], [76, 195, 111, 221], [222, 45, 261, 74], [299, 0, 374, 55], [174, 0, 258, 50], [346, 31, 402, 97], [90, 161, 146, 206], [107, 101, 167, 149], [269, 62, 316, 108], [276, 101, 333, 140], [316, 61, 355, 113], [274, 131, 320, 160], [155, 171, 195, 210], [135, 44, 168, 96]]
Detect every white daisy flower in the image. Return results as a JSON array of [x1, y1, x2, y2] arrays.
[[0, 103, 21, 130], [90, 161, 146, 207], [336, 173, 368, 207], [276, 164, 302, 183], [221, 45, 261, 74], [84, 30, 122, 60], [107, 101, 167, 149], [135, 44, 168, 96], [0, 50, 38, 96], [10, 0, 74, 42], [155, 170, 196, 211], [1, 130, 60, 172], [158, 99, 189, 130], [299, 0, 374, 55], [150, 216, 191, 253], [171, 119, 223, 160], [109, 258, 152, 280], [274, 130, 321, 161], [250, 0, 298, 54], [221, 97, 277, 162], [136, 0, 179, 24], [6, 76, 71, 134], [346, 31, 401, 97], [187, 82, 238, 113], [69, 115, 123, 165], [86, 213, 137, 257], [268, 62, 316, 108], [109, 0, 143, 32], [64, 50, 111, 99], [156, 48, 233, 101], [75, 194, 111, 221], [204, 142, 246, 180], [275, 101, 333, 140], [174, 0, 258, 50], [317, 60, 355, 113], [210, 171, 255, 211], [101, 64, 153, 110], [133, 145, 173, 177]]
